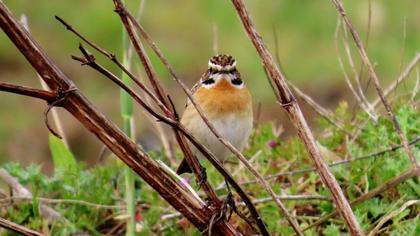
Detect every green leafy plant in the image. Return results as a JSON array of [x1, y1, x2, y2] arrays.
[[0, 104, 418, 235]]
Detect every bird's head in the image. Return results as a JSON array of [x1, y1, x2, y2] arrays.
[[201, 54, 243, 90]]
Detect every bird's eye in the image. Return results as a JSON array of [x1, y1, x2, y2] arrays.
[[202, 78, 215, 85], [231, 78, 243, 85]]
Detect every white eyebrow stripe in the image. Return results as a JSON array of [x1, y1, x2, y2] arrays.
[[208, 60, 237, 71]]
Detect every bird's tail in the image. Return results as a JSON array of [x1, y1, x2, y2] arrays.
[[176, 158, 192, 175]]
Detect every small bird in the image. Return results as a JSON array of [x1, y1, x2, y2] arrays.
[[177, 54, 253, 174]]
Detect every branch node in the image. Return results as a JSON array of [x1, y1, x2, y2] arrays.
[[44, 87, 77, 139], [278, 97, 297, 109], [113, 3, 126, 16]]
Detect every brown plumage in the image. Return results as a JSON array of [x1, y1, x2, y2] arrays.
[[177, 54, 253, 174]]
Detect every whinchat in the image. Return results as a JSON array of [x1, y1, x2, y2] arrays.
[[177, 54, 253, 174]]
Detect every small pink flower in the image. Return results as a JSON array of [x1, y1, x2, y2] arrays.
[[267, 140, 278, 149]]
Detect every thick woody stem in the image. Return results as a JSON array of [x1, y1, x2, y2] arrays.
[[112, 2, 273, 234], [230, 0, 364, 235], [331, 0, 420, 179], [0, 2, 238, 235], [112, 0, 221, 206], [73, 48, 266, 235]]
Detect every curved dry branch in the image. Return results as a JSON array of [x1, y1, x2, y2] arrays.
[[331, 0, 420, 180], [230, 0, 363, 235]]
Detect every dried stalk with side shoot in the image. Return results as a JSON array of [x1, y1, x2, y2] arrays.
[[0, 2, 242, 235], [372, 52, 420, 107], [231, 136, 420, 187], [304, 167, 417, 231], [110, 1, 298, 235], [335, 19, 378, 121], [55, 11, 267, 234], [72, 44, 266, 235], [331, 0, 420, 179], [113, 1, 223, 210], [230, 0, 364, 235], [56, 12, 222, 215]]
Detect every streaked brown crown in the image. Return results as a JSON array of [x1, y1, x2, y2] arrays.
[[208, 54, 236, 72], [209, 54, 235, 67]]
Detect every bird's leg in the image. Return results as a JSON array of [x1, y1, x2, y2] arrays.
[[196, 164, 207, 190], [224, 180, 235, 221], [224, 180, 257, 231]]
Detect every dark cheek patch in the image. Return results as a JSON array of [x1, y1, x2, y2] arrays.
[[203, 78, 215, 85], [231, 79, 243, 85]]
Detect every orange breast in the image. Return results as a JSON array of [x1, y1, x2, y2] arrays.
[[192, 79, 252, 118]]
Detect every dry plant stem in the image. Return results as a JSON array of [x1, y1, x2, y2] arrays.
[[304, 168, 417, 231], [112, 1, 222, 207], [59, 10, 219, 207], [335, 20, 377, 121], [372, 53, 420, 107], [112, 1, 269, 234], [0, 82, 56, 101], [367, 199, 420, 236], [0, 196, 124, 209], [0, 217, 44, 236], [161, 194, 331, 222], [57, 15, 175, 164], [20, 16, 69, 147], [230, 0, 363, 235], [0, 169, 61, 221], [0, 3, 240, 235], [240, 136, 420, 186], [73, 48, 265, 235], [55, 16, 171, 117], [411, 69, 419, 101], [117, 4, 274, 235], [331, 0, 420, 179], [288, 82, 350, 135], [341, 20, 373, 112]]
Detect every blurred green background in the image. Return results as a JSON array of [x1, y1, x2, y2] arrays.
[[0, 0, 418, 172]]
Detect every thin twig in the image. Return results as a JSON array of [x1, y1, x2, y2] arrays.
[[58, 14, 224, 213], [304, 167, 417, 231], [0, 3, 239, 233], [331, 0, 420, 180], [112, 1, 222, 208], [240, 136, 420, 186], [271, 28, 350, 133], [0, 82, 56, 102], [215, 150, 262, 190], [372, 52, 420, 107], [212, 23, 219, 55], [0, 169, 61, 221], [231, 0, 363, 234], [0, 217, 44, 236], [55, 16, 171, 117], [341, 19, 373, 112], [161, 194, 331, 222], [367, 199, 420, 236], [335, 19, 377, 121], [73, 46, 263, 234], [19, 14, 69, 146], [289, 82, 351, 135], [240, 194, 331, 205], [411, 68, 419, 101], [114, 2, 271, 234], [0, 196, 124, 209]]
